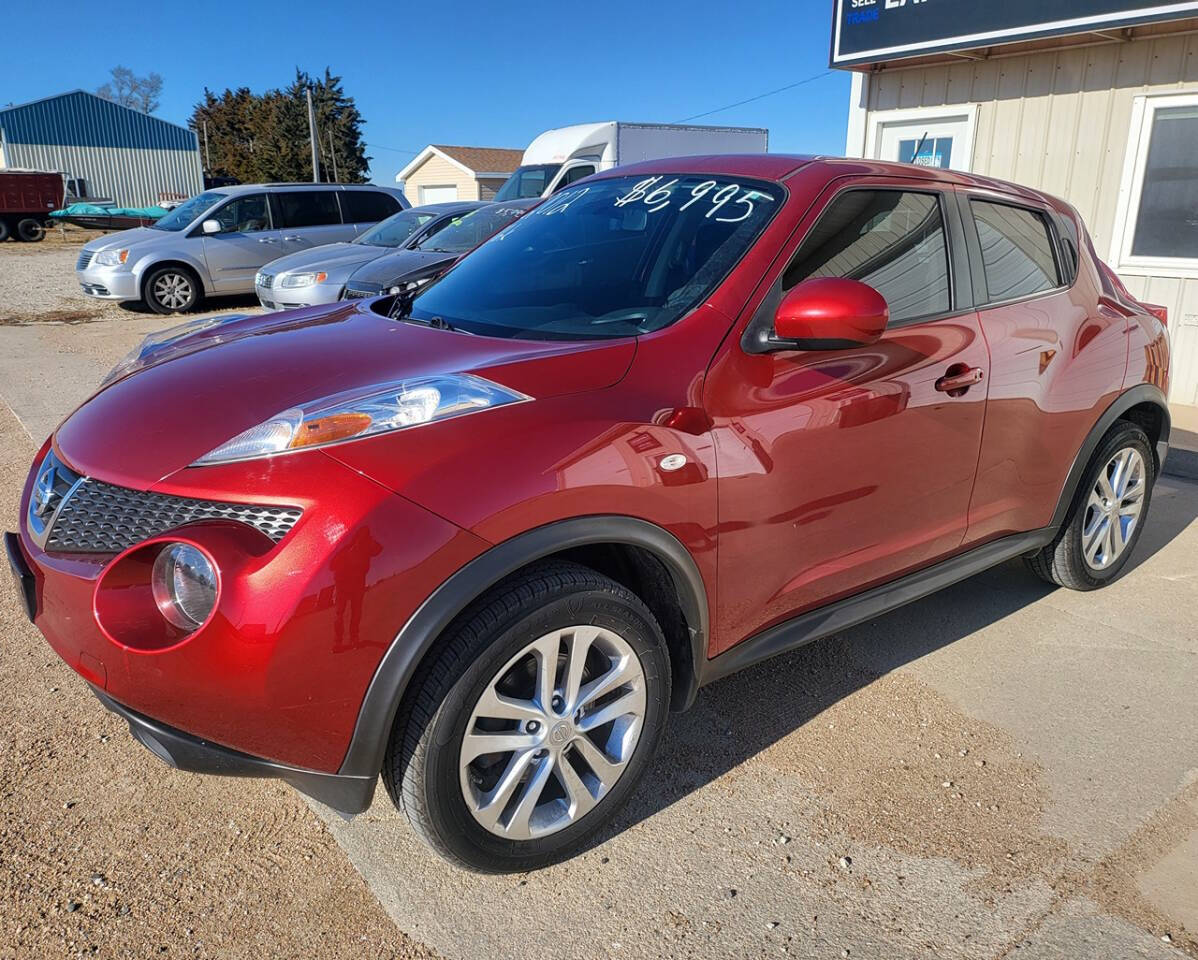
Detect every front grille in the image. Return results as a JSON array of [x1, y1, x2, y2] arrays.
[[38, 471, 302, 554], [256, 272, 273, 289], [80, 283, 110, 296], [77, 250, 95, 270]]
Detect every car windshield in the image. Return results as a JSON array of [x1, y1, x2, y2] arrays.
[[493, 164, 560, 202], [152, 192, 227, 231], [355, 209, 437, 248], [404, 175, 783, 340], [413, 205, 530, 254]]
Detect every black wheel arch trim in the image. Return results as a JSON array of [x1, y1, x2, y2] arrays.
[[1048, 384, 1169, 531], [337, 515, 709, 778]]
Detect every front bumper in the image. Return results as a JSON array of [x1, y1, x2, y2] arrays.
[[76, 264, 139, 300], [14, 443, 488, 775], [255, 281, 344, 312], [93, 687, 376, 814]]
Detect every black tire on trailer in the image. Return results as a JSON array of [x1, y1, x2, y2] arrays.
[[15, 218, 46, 242], [0, 219, 10, 243]]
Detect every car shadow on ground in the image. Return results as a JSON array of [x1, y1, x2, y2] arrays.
[[596, 480, 1198, 848], [116, 293, 262, 315]]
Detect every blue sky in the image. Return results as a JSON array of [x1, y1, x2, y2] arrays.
[[1, 0, 851, 184]]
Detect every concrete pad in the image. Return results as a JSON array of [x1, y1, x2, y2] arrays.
[[1016, 898, 1183, 959]]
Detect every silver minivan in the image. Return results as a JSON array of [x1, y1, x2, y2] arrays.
[[75, 183, 409, 314]]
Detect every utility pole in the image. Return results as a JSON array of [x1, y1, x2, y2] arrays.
[[328, 128, 339, 182], [306, 87, 320, 183]]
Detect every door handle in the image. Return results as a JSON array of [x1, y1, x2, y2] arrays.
[[935, 365, 985, 394], [256, 237, 277, 243], [282, 235, 303, 242]]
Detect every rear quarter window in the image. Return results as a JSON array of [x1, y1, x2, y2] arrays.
[[971, 200, 1061, 302], [341, 191, 401, 224]]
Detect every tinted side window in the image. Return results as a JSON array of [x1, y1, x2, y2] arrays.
[[554, 165, 595, 192], [272, 190, 342, 229], [341, 190, 400, 223], [971, 201, 1060, 302], [784, 190, 951, 323], [210, 194, 271, 234]]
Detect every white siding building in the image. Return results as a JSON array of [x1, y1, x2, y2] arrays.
[[834, 2, 1198, 405]]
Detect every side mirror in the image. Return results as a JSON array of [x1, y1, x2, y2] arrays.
[[201, 219, 221, 235], [772, 278, 889, 350]]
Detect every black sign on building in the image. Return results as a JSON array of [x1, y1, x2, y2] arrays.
[[831, 0, 1198, 67]]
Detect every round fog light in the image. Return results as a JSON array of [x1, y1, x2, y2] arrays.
[[152, 543, 218, 630]]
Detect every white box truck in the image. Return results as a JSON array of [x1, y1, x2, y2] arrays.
[[493, 121, 769, 201]]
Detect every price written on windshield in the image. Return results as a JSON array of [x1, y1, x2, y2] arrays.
[[612, 177, 764, 223]]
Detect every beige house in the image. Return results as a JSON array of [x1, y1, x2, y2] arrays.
[[834, 3, 1198, 406], [395, 145, 523, 206]]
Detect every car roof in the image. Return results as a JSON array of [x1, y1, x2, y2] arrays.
[[590, 154, 1064, 208], [215, 182, 400, 195]]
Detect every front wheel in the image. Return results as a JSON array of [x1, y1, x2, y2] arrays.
[[143, 265, 201, 314], [1026, 421, 1155, 590], [383, 561, 670, 872]]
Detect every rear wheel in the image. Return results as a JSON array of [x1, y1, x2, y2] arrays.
[[15, 218, 44, 242], [383, 561, 670, 873], [144, 265, 201, 314], [1026, 421, 1155, 590], [0, 219, 11, 243]]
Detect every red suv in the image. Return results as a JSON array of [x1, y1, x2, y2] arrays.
[[8, 156, 1171, 872]]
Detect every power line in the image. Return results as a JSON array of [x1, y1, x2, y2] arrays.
[[365, 142, 423, 155], [673, 71, 834, 124]]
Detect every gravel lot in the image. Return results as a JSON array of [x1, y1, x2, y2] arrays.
[[1, 240, 1195, 959], [0, 229, 262, 325]]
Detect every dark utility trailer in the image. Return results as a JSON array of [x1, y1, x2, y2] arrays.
[[0, 171, 64, 242]]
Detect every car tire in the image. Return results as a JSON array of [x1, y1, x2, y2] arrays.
[[143, 265, 201, 314], [383, 560, 671, 873], [0, 219, 11, 243], [15, 218, 45, 242], [1026, 421, 1155, 591]]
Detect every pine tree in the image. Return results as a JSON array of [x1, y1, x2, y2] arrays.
[[190, 70, 371, 183]]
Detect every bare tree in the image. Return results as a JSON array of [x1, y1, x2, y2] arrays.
[[97, 66, 163, 114]]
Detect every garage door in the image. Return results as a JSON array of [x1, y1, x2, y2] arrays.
[[420, 185, 459, 204]]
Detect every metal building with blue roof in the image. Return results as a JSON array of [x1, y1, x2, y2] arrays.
[[0, 90, 203, 207]]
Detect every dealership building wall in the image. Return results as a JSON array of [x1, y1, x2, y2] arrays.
[[842, 28, 1198, 406]]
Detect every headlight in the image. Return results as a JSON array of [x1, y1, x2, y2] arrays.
[[193, 374, 529, 466], [152, 543, 218, 630], [93, 249, 129, 267], [100, 314, 250, 387], [281, 271, 327, 288]]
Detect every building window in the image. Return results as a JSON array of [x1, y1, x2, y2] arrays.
[[1130, 105, 1198, 260], [1113, 93, 1198, 275], [420, 184, 459, 204]]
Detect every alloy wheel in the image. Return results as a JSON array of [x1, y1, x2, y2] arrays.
[[1082, 447, 1146, 570], [459, 625, 646, 840], [153, 272, 193, 310]]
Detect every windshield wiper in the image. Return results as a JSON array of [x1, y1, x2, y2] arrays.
[[387, 292, 458, 332]]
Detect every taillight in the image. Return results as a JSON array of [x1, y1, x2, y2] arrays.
[[1143, 303, 1168, 327]]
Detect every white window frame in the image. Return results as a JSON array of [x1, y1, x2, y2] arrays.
[[1110, 91, 1198, 280], [419, 184, 459, 204], [863, 104, 979, 173]]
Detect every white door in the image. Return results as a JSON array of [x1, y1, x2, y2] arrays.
[[420, 185, 459, 204], [871, 111, 975, 172]]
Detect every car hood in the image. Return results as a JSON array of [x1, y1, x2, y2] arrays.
[[261, 242, 388, 278], [53, 301, 636, 489], [81, 226, 167, 253], [347, 249, 458, 287]]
